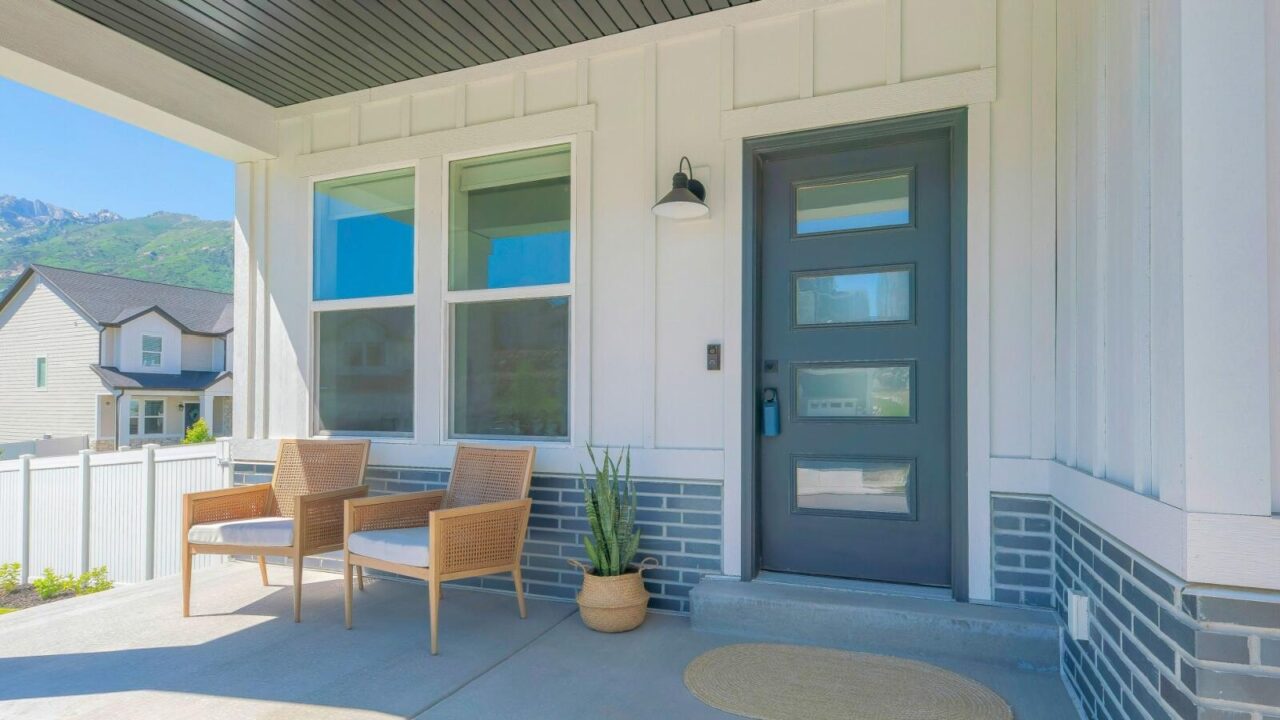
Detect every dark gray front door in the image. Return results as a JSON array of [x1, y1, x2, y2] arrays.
[[184, 403, 201, 431], [758, 128, 953, 585]]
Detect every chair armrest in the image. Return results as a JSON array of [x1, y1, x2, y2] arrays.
[[184, 484, 272, 528], [429, 498, 532, 577], [344, 490, 445, 540], [296, 485, 370, 552]]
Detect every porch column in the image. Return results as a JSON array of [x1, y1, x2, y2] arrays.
[[1175, 0, 1271, 514], [200, 392, 213, 430], [116, 392, 131, 449]]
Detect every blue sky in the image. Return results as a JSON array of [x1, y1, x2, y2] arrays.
[[0, 77, 232, 220]]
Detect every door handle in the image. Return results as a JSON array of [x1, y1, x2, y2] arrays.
[[762, 388, 780, 437]]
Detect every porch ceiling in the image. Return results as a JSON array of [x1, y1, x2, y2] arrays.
[[52, 0, 758, 108]]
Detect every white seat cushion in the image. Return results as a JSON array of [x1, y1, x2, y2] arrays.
[[188, 517, 293, 547], [348, 526, 430, 567]]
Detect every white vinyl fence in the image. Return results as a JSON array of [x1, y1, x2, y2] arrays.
[[0, 441, 231, 584]]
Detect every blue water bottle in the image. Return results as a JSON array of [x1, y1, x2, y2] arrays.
[[762, 389, 780, 437]]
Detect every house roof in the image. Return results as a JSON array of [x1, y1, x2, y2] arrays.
[[51, 0, 757, 108], [0, 265, 232, 336], [91, 365, 230, 392]]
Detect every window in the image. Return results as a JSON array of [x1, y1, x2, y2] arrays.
[[129, 399, 165, 435], [311, 167, 416, 436], [448, 144, 572, 441], [141, 335, 162, 368], [795, 172, 911, 235], [314, 168, 415, 301], [794, 363, 912, 419], [35, 357, 46, 389], [795, 457, 914, 517], [315, 307, 414, 435], [794, 266, 912, 326]]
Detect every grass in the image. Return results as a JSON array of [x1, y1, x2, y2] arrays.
[[0, 608, 16, 615]]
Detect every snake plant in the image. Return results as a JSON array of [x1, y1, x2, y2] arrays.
[[580, 445, 640, 576]]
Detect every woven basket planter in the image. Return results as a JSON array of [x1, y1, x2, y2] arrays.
[[573, 562, 652, 633]]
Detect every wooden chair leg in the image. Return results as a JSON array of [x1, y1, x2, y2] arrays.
[[292, 552, 303, 623], [343, 553, 353, 630], [512, 565, 527, 619], [429, 577, 441, 656], [181, 543, 192, 617], [258, 555, 269, 586], [356, 564, 365, 591]]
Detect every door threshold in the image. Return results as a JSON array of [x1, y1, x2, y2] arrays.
[[754, 571, 954, 602]]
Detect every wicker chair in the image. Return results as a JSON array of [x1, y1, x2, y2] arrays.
[[182, 439, 370, 622], [343, 444, 535, 655]]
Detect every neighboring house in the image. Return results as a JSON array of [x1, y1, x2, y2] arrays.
[[0, 265, 232, 449], [4, 1, 1280, 718]]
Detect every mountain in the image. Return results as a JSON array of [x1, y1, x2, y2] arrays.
[[0, 195, 232, 294]]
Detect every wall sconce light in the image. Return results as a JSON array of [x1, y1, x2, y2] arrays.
[[652, 156, 708, 219]]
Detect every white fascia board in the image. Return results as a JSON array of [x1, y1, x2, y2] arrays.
[[0, 0, 276, 161]]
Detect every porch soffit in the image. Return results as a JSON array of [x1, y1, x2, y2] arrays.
[[53, 0, 759, 108]]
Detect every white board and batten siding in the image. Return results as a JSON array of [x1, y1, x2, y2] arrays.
[[232, 0, 1051, 596], [228, 0, 1280, 591], [0, 276, 104, 443], [1055, 0, 1278, 515]]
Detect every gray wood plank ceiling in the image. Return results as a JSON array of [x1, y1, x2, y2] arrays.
[[54, 0, 758, 107]]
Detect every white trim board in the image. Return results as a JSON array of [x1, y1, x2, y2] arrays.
[[1047, 459, 1280, 592], [720, 68, 997, 140], [292, 105, 596, 177]]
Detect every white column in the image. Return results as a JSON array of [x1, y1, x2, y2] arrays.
[[199, 392, 213, 430], [116, 392, 131, 449], [233, 162, 256, 440], [1178, 1, 1271, 514]]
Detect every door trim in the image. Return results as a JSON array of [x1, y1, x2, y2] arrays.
[[740, 108, 969, 599]]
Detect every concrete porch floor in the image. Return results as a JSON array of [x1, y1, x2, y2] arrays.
[[0, 563, 1080, 719]]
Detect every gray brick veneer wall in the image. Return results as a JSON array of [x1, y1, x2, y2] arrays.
[[993, 492, 1280, 719], [233, 463, 722, 613], [991, 495, 1055, 608]]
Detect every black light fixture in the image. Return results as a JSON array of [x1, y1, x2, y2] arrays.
[[652, 156, 709, 219]]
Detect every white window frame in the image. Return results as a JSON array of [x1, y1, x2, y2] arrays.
[[141, 334, 163, 368], [130, 398, 166, 436], [34, 355, 47, 390], [441, 137, 579, 446], [307, 161, 419, 439]]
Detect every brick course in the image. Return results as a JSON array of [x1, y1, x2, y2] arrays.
[[994, 492, 1280, 719], [235, 463, 721, 613]]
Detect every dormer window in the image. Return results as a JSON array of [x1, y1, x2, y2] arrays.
[[142, 334, 162, 368]]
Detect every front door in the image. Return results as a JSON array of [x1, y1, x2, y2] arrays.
[[757, 124, 955, 586], [184, 403, 201, 431]]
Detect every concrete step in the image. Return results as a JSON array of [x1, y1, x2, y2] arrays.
[[690, 576, 1061, 672]]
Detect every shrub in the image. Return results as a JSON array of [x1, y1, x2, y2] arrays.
[[0, 563, 19, 594], [31, 566, 113, 600], [183, 418, 214, 444], [33, 568, 67, 600], [72, 566, 113, 595]]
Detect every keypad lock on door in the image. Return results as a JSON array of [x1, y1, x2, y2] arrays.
[[761, 388, 780, 437]]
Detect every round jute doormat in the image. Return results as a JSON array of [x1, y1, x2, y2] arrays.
[[683, 643, 1013, 720]]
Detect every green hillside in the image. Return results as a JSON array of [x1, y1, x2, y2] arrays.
[[0, 212, 232, 293]]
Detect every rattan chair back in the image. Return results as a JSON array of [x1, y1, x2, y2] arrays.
[[270, 439, 370, 517], [443, 445, 536, 509]]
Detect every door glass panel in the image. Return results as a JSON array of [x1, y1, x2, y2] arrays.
[[795, 266, 911, 326], [795, 458, 912, 515], [796, 173, 910, 235], [449, 144, 571, 291], [795, 363, 911, 418]]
